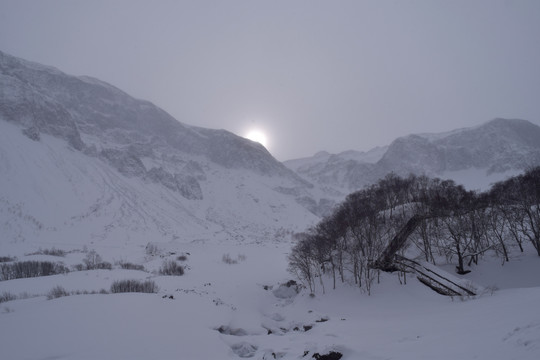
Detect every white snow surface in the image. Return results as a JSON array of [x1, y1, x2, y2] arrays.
[[2, 51, 540, 359], [1, 117, 540, 359], [1, 240, 540, 360], [0, 119, 318, 254]]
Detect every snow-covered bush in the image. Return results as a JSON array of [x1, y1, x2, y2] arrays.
[[95, 262, 112, 270], [145, 243, 159, 256], [159, 260, 184, 276], [117, 261, 145, 271], [222, 253, 247, 265], [83, 250, 111, 270], [222, 253, 237, 264], [110, 279, 158, 293], [0, 291, 17, 304], [47, 285, 69, 300], [176, 254, 188, 262], [0, 261, 69, 281], [0, 256, 16, 263], [28, 247, 66, 257]]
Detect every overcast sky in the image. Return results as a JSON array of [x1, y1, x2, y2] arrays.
[[1, 1, 539, 160]]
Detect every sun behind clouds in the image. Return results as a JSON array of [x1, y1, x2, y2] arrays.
[[245, 129, 268, 148]]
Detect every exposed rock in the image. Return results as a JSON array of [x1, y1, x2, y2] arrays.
[[231, 342, 258, 358], [312, 351, 343, 360], [272, 280, 302, 299], [100, 148, 147, 177], [22, 126, 40, 141]]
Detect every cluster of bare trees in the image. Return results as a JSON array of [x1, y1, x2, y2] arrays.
[[0, 261, 69, 281], [288, 167, 540, 294]]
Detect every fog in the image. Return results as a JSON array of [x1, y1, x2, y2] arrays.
[[1, 0, 539, 160]]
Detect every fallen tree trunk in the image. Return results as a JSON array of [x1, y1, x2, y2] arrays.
[[395, 255, 476, 296], [371, 214, 425, 271], [371, 214, 477, 297]]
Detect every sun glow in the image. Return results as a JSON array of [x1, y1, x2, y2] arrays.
[[245, 129, 268, 148]]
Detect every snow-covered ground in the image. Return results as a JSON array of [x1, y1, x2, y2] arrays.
[[1, 238, 540, 360], [0, 118, 318, 254], [1, 119, 539, 359], [2, 50, 540, 360]]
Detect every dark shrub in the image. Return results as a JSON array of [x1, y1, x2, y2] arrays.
[[81, 250, 112, 270], [118, 261, 145, 271], [29, 247, 66, 257], [0, 261, 69, 281], [0, 291, 17, 303], [95, 262, 112, 270], [47, 285, 69, 300], [222, 253, 237, 264], [222, 253, 246, 264], [83, 250, 112, 270], [159, 260, 184, 276], [110, 279, 158, 293]]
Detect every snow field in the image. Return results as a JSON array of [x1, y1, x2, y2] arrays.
[[0, 119, 318, 255], [1, 240, 540, 359]]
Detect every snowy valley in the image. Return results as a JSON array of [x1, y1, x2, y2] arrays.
[[1, 50, 540, 360]]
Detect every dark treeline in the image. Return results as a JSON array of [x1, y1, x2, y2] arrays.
[[0, 261, 69, 281], [288, 167, 540, 295]]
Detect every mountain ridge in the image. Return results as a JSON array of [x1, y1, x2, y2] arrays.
[[0, 50, 320, 247], [285, 118, 540, 194], [1, 50, 539, 247], [0, 50, 305, 180]]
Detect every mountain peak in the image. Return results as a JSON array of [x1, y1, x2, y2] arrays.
[[287, 118, 540, 194], [484, 117, 535, 127], [0, 49, 301, 179]]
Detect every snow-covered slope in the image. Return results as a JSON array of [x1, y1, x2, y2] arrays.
[[0, 119, 320, 252], [380, 118, 540, 176], [1, 239, 539, 360], [0, 50, 320, 250], [0, 50, 306, 178], [285, 118, 540, 195], [3, 49, 538, 246]]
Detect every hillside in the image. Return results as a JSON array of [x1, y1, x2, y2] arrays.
[[0, 50, 321, 251]]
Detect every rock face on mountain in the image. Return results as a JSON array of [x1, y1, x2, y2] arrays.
[[0, 50, 302, 179], [0, 50, 319, 246], [379, 118, 540, 176], [285, 118, 540, 195]]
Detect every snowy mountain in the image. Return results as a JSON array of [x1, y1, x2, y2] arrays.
[[0, 50, 319, 249], [2, 49, 539, 247], [2, 51, 540, 360], [284, 148, 384, 197], [285, 118, 540, 194]]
